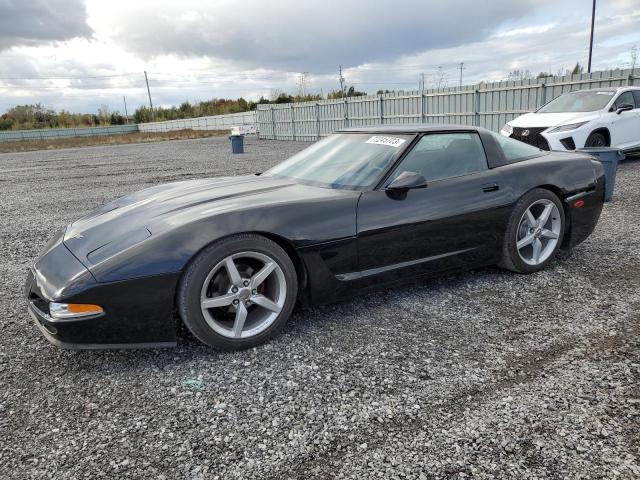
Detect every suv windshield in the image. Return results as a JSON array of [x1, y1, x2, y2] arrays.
[[264, 133, 412, 189], [537, 91, 614, 113]]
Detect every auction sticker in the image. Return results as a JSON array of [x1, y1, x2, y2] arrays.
[[365, 135, 406, 147]]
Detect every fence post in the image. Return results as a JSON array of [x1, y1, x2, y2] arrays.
[[540, 82, 547, 107], [379, 95, 384, 124], [474, 88, 480, 127], [270, 106, 276, 140], [290, 104, 296, 141], [421, 91, 426, 124], [316, 103, 321, 140], [344, 98, 349, 128], [629, 73, 635, 86]]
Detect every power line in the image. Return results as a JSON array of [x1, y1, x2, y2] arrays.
[[0, 73, 139, 80]]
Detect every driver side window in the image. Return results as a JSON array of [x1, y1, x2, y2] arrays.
[[388, 132, 488, 183], [612, 91, 636, 110]]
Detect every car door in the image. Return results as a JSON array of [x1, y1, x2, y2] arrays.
[[356, 131, 512, 284], [607, 90, 638, 149], [632, 91, 640, 150]]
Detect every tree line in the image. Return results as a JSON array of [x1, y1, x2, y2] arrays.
[[0, 85, 369, 131], [0, 104, 127, 131]]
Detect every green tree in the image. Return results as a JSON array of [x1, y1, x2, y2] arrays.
[[570, 62, 584, 75], [327, 86, 367, 99], [0, 116, 13, 130]]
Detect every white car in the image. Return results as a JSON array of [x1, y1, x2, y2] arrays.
[[500, 86, 640, 152]]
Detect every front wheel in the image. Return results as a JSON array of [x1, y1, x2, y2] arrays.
[[178, 234, 298, 350], [499, 189, 565, 273], [585, 131, 608, 148]]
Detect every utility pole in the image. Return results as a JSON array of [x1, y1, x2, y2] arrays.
[[458, 62, 466, 87], [435, 66, 446, 89], [587, 0, 596, 73], [297, 72, 309, 97], [419, 72, 425, 91], [123, 96, 129, 124], [339, 65, 345, 98], [144, 70, 154, 120]]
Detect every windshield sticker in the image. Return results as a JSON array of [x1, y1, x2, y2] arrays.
[[365, 136, 406, 147], [596, 91, 615, 95]]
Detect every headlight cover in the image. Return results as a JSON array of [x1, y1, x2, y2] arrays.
[[50, 303, 104, 320], [548, 121, 589, 133], [502, 123, 513, 135]]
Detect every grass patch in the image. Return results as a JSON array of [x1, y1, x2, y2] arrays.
[[0, 129, 230, 154]]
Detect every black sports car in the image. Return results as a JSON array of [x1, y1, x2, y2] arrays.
[[25, 125, 605, 350]]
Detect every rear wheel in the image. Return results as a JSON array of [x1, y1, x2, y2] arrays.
[[178, 234, 298, 350], [499, 189, 565, 273], [585, 131, 608, 148]]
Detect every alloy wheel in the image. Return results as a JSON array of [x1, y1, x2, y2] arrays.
[[516, 199, 561, 266], [200, 251, 286, 339]]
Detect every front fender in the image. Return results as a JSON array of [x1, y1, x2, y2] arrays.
[[87, 196, 359, 283]]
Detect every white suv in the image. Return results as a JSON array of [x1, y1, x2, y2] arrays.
[[500, 87, 640, 152]]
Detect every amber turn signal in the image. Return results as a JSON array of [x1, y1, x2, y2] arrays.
[[49, 303, 104, 320]]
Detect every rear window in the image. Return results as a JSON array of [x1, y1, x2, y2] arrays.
[[492, 132, 546, 163]]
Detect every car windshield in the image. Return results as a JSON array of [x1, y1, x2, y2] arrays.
[[264, 133, 412, 189], [537, 91, 614, 113]]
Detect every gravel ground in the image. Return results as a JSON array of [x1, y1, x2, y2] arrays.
[[0, 137, 638, 479]]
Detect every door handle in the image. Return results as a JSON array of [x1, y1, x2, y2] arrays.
[[482, 183, 499, 192]]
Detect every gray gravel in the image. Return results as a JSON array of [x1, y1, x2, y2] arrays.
[[0, 137, 638, 479]]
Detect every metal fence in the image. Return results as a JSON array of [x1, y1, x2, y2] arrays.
[[257, 68, 639, 141], [138, 111, 256, 133], [0, 111, 256, 142], [0, 124, 139, 142]]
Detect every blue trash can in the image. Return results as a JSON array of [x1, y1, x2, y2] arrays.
[[577, 147, 625, 202], [229, 135, 244, 154]]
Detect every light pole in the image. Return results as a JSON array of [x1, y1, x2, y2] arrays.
[[587, 0, 596, 73]]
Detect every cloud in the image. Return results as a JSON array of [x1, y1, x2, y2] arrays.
[[0, 0, 92, 51], [1, 0, 638, 114], [95, 0, 547, 71]]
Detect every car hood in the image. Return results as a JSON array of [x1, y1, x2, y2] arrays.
[[509, 111, 601, 128], [63, 175, 337, 264]]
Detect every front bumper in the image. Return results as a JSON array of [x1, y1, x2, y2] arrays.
[[25, 234, 179, 349], [501, 126, 593, 151], [25, 267, 177, 350]]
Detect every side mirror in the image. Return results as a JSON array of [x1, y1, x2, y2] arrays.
[[386, 171, 427, 192], [616, 103, 634, 114]]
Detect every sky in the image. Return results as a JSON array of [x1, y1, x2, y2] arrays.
[[0, 0, 639, 114]]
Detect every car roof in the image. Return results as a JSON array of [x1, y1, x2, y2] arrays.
[[573, 86, 640, 93], [338, 124, 489, 134]]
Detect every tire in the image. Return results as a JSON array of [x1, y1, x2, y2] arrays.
[[177, 234, 298, 350], [585, 131, 608, 148], [499, 188, 565, 274]]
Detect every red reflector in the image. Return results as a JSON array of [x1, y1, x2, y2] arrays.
[[574, 200, 585, 208]]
